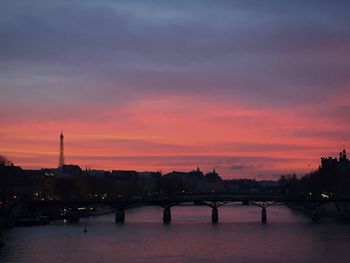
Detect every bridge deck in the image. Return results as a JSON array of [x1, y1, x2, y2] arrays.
[[29, 194, 350, 207]]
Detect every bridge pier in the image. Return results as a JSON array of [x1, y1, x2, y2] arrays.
[[212, 207, 219, 223], [311, 209, 319, 222], [163, 207, 171, 224], [115, 208, 125, 223], [261, 207, 267, 223]]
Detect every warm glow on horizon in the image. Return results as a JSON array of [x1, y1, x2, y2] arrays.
[[1, 95, 349, 178]]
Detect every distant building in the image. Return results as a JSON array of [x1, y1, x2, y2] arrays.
[[205, 169, 221, 181], [320, 149, 350, 172], [60, 164, 82, 175], [111, 170, 139, 179]]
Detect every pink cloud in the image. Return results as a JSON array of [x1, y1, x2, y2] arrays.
[[1, 94, 348, 178]]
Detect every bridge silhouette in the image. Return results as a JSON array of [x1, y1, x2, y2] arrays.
[[29, 194, 350, 224]]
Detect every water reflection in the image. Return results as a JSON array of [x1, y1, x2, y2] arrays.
[[2, 205, 350, 263]]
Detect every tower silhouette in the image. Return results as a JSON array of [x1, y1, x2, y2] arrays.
[[59, 131, 65, 168]]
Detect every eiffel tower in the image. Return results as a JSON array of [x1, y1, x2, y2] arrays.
[[58, 130, 65, 168]]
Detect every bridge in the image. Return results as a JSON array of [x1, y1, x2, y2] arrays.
[[28, 194, 350, 224]]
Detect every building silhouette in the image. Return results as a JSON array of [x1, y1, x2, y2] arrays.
[[321, 149, 350, 172]]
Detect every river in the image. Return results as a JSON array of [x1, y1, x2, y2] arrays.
[[1, 204, 350, 263]]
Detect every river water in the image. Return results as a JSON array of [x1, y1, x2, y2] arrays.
[[1, 204, 350, 263]]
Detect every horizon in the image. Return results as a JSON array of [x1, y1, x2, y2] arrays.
[[2, 117, 347, 180], [1, 1, 349, 179]]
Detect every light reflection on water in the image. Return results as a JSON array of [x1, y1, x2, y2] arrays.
[[2, 205, 350, 263]]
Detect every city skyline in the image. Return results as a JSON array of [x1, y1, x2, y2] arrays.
[[1, 1, 349, 178]]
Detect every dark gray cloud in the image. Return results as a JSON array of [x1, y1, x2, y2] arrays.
[[1, 0, 349, 110], [230, 165, 250, 170]]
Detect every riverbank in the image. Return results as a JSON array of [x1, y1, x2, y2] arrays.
[[287, 202, 350, 223], [0, 206, 115, 229]]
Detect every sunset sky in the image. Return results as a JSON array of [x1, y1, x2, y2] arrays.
[[1, 1, 349, 179]]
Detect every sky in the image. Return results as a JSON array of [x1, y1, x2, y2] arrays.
[[0, 0, 349, 179]]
